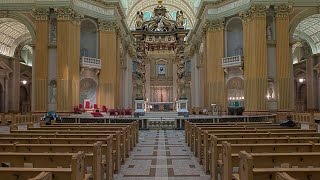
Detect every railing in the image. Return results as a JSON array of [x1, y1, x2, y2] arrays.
[[80, 56, 101, 69], [222, 55, 243, 68]]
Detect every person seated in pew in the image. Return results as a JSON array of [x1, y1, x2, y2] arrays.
[[280, 113, 297, 127]]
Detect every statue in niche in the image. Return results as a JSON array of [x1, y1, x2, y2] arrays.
[[49, 80, 57, 104], [50, 18, 57, 42], [135, 11, 144, 29], [176, 11, 184, 27], [266, 25, 272, 40], [155, 18, 165, 32], [268, 87, 273, 99]]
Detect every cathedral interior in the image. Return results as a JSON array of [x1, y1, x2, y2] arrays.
[[0, 0, 320, 179], [0, 0, 319, 116]]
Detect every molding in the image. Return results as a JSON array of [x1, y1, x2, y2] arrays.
[[54, 7, 84, 24], [32, 8, 49, 21], [98, 19, 118, 32], [274, 4, 292, 18]]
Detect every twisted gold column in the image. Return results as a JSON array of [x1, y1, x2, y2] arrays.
[[275, 5, 292, 111], [241, 5, 268, 113], [33, 9, 49, 112]]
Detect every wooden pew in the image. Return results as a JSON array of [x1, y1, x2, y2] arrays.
[[200, 131, 320, 172], [49, 121, 139, 143], [209, 139, 320, 180], [275, 172, 296, 180], [28, 172, 52, 180], [0, 152, 88, 180], [239, 151, 320, 180], [195, 128, 315, 163], [0, 143, 104, 180], [185, 121, 276, 144], [45, 121, 139, 144], [0, 142, 112, 180], [222, 142, 320, 180], [0, 133, 119, 174], [29, 125, 136, 151], [8, 127, 125, 167]]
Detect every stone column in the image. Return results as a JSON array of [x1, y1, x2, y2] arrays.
[[203, 19, 226, 110], [306, 56, 315, 110], [275, 4, 293, 112], [32, 8, 49, 112], [241, 5, 268, 113], [97, 19, 119, 108], [55, 8, 81, 112], [9, 58, 20, 112]]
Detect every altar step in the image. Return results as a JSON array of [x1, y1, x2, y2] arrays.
[[143, 111, 179, 118]]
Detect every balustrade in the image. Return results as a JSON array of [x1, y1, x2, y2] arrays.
[[80, 56, 101, 69]]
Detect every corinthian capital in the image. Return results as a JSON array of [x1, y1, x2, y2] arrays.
[[250, 5, 269, 18], [202, 18, 225, 34], [32, 8, 49, 21], [275, 4, 292, 18], [98, 19, 119, 32], [240, 5, 269, 23], [54, 8, 73, 21]]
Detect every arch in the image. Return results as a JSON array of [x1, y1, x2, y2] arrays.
[[127, 1, 196, 29], [80, 18, 98, 58], [225, 17, 243, 57], [289, 7, 320, 54], [289, 7, 319, 37]]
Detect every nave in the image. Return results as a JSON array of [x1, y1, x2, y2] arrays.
[[114, 130, 210, 180]]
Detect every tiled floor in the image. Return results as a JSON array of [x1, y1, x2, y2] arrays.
[[114, 130, 210, 180]]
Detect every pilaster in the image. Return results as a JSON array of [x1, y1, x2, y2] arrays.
[[32, 8, 49, 112], [203, 18, 226, 110], [55, 8, 82, 112], [240, 5, 268, 113], [275, 4, 293, 111], [98, 19, 119, 108]]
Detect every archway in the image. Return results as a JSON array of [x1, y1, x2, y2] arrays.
[[225, 17, 243, 57], [80, 19, 98, 58]]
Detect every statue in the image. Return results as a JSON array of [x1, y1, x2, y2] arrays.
[[155, 18, 165, 31], [267, 25, 272, 40], [176, 11, 184, 27], [135, 11, 144, 29]]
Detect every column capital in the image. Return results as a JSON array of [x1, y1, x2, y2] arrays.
[[54, 8, 83, 24], [32, 8, 49, 21], [240, 5, 269, 23], [274, 4, 292, 18], [202, 18, 225, 35], [98, 19, 119, 32]]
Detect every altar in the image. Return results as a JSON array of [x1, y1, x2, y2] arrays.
[[147, 102, 175, 111]]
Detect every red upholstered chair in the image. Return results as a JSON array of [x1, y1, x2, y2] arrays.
[[79, 104, 84, 112], [125, 108, 132, 117], [101, 106, 107, 113], [74, 106, 81, 114], [109, 109, 117, 116], [85, 100, 90, 109], [93, 104, 99, 112]]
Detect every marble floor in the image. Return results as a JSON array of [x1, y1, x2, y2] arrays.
[[114, 130, 210, 180]]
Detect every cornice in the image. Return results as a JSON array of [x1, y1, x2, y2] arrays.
[[32, 8, 49, 21]]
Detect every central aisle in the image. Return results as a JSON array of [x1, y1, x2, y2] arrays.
[[114, 130, 210, 180]]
